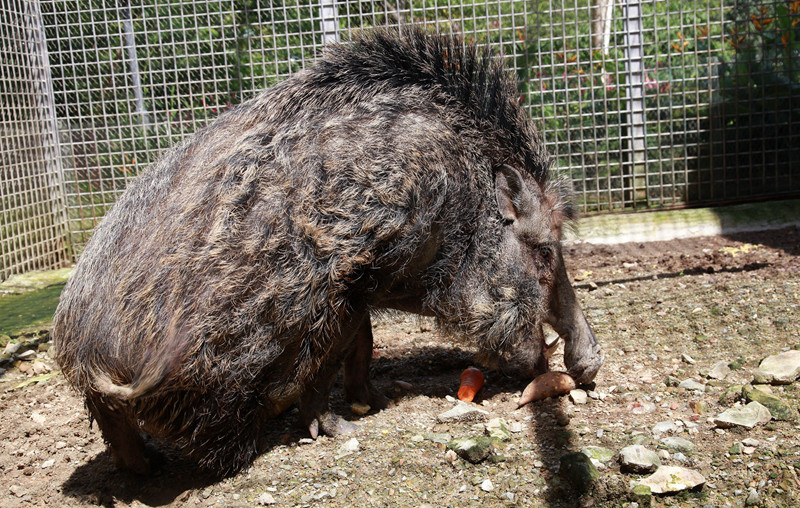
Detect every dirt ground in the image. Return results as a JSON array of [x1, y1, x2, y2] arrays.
[[1, 226, 799, 508]]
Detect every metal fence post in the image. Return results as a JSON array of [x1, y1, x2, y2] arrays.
[[622, 0, 647, 205], [320, 0, 339, 45]]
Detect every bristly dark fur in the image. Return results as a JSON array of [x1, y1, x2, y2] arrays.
[[52, 26, 583, 477]]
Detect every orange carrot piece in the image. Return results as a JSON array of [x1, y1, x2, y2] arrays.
[[458, 367, 485, 402]]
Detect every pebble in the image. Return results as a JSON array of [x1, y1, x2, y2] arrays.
[[682, 354, 696, 365], [446, 436, 495, 464], [745, 488, 760, 506], [658, 436, 695, 454], [508, 421, 524, 433], [619, 445, 661, 474], [580, 446, 614, 464], [570, 389, 588, 405], [714, 401, 772, 429], [480, 479, 494, 492], [340, 438, 359, 453], [17, 349, 37, 361], [9, 485, 27, 497], [436, 402, 489, 423], [742, 384, 795, 421], [256, 492, 276, 506], [706, 361, 731, 380], [635, 466, 706, 494], [3, 342, 22, 356], [652, 420, 677, 436], [485, 418, 511, 441], [678, 379, 706, 392], [753, 350, 800, 384]]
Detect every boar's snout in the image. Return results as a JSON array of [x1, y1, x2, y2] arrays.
[[547, 252, 604, 385]]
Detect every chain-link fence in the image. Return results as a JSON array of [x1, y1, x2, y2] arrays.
[[1, 0, 799, 279]]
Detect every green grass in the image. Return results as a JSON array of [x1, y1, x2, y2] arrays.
[[0, 283, 64, 337]]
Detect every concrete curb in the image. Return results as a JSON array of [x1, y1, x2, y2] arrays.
[[567, 199, 800, 245]]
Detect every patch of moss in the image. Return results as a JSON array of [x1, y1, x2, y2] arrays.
[[0, 283, 64, 336]]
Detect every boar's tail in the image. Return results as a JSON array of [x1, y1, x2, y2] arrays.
[[91, 322, 188, 401]]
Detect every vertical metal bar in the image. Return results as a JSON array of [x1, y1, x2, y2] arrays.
[[320, 0, 340, 45], [120, 1, 150, 130], [622, 0, 647, 205]]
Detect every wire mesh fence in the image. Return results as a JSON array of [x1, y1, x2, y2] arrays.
[[0, 0, 68, 281], [1, 0, 799, 278]]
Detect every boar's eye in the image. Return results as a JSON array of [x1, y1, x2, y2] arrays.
[[538, 245, 552, 261]]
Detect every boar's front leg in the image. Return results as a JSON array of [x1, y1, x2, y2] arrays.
[[297, 308, 368, 439], [343, 313, 390, 411]]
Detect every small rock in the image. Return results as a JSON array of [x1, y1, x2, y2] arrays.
[[31, 411, 46, 425], [485, 418, 511, 441], [445, 449, 458, 464], [581, 446, 614, 464], [678, 379, 706, 392], [436, 402, 489, 423], [9, 485, 27, 497], [480, 479, 494, 492], [55, 441, 67, 450], [742, 384, 795, 421], [630, 484, 652, 505], [729, 443, 743, 454], [424, 433, 451, 445], [652, 421, 677, 436], [635, 466, 706, 494], [706, 361, 731, 380], [682, 354, 696, 365], [339, 438, 359, 453], [658, 437, 695, 454], [745, 487, 760, 506], [718, 385, 743, 404], [257, 492, 276, 505], [689, 401, 706, 415], [350, 402, 370, 415], [3, 342, 22, 356], [741, 438, 760, 447], [672, 452, 690, 464], [446, 436, 495, 464], [40, 459, 55, 468], [753, 350, 800, 384], [17, 349, 37, 361], [619, 445, 661, 474], [631, 401, 657, 414], [560, 452, 599, 493], [657, 449, 670, 460], [508, 421, 524, 433], [570, 389, 588, 405], [31, 362, 51, 375], [714, 401, 772, 429]]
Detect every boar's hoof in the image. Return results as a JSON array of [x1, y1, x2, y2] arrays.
[[567, 351, 605, 386], [345, 382, 391, 411], [307, 411, 358, 440]]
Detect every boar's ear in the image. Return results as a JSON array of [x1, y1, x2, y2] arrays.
[[494, 164, 533, 222]]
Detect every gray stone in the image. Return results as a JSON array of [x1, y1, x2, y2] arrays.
[[706, 361, 731, 380], [446, 436, 495, 464], [619, 445, 661, 474], [580, 446, 614, 464], [570, 389, 588, 405], [652, 421, 677, 436], [480, 479, 494, 492], [753, 350, 800, 384], [3, 341, 21, 356], [678, 379, 706, 392], [742, 384, 795, 421], [257, 492, 276, 505], [745, 488, 760, 506], [635, 466, 706, 494], [17, 349, 36, 361], [714, 401, 772, 429], [559, 452, 599, 493], [436, 402, 490, 423], [424, 433, 452, 445], [658, 436, 695, 454], [485, 418, 512, 441]]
